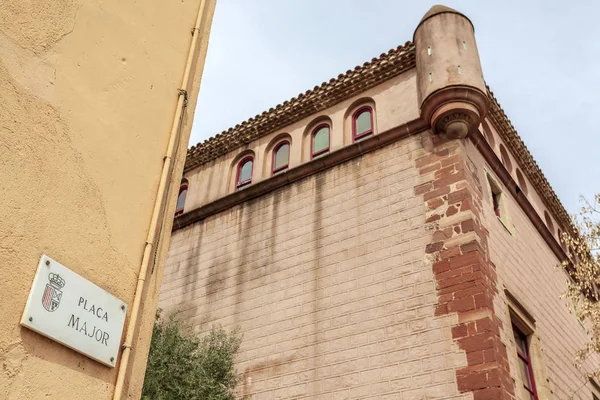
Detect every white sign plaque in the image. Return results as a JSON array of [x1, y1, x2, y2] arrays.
[[21, 255, 128, 367]]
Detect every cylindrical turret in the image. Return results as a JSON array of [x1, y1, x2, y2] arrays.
[[414, 5, 488, 138]]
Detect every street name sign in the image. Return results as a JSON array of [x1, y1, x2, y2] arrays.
[[21, 255, 128, 367]]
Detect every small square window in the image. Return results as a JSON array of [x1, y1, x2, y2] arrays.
[[487, 173, 512, 232]]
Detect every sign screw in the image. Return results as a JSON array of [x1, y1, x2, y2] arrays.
[[121, 305, 125, 311], [29, 317, 33, 322], [45, 260, 50, 266], [110, 357, 114, 362]]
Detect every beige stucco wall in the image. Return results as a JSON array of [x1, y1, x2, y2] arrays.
[[181, 69, 419, 212], [0, 0, 215, 398], [162, 135, 473, 399], [465, 138, 599, 398]]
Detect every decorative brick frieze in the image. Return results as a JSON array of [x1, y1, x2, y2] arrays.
[[185, 42, 416, 171], [414, 132, 515, 400]]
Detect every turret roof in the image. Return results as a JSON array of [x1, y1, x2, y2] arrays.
[[414, 4, 474, 36], [419, 5, 462, 24]]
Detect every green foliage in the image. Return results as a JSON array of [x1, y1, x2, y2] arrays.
[[142, 311, 242, 400]]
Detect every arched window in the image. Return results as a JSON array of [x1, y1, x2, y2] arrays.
[[175, 179, 188, 216], [516, 168, 528, 196], [272, 141, 290, 174], [499, 144, 513, 173], [352, 107, 373, 142], [544, 211, 555, 235], [236, 156, 254, 190], [311, 124, 330, 159], [558, 228, 566, 249], [481, 120, 495, 148]]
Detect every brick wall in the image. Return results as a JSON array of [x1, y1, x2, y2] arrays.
[[160, 136, 471, 399], [465, 140, 600, 399], [161, 129, 598, 399], [414, 133, 515, 400]]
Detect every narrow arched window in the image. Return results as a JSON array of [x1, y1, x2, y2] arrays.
[[175, 179, 188, 216], [272, 141, 290, 174], [311, 124, 330, 158], [353, 107, 373, 142], [236, 156, 254, 190], [544, 211, 555, 235], [499, 144, 513, 173]]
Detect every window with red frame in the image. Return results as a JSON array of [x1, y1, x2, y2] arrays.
[[236, 156, 254, 190], [492, 191, 501, 217], [352, 107, 373, 142], [272, 141, 290, 174], [311, 124, 330, 158], [513, 325, 538, 400], [175, 179, 188, 216]]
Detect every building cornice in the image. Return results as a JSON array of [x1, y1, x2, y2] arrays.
[[470, 128, 568, 263], [182, 41, 574, 240], [174, 118, 428, 230], [185, 42, 416, 171], [486, 89, 575, 236]]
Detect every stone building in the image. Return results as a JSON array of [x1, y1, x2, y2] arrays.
[[159, 5, 599, 399]]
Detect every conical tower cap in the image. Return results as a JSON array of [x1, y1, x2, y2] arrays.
[[414, 5, 474, 39]]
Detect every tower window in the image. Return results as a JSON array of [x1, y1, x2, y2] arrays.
[[272, 141, 290, 174], [492, 191, 501, 217], [487, 173, 511, 232], [175, 179, 188, 216], [516, 168, 528, 196], [236, 156, 254, 190], [311, 124, 330, 158], [544, 211, 555, 235], [481, 120, 496, 148], [488, 175, 503, 217], [352, 107, 373, 142], [513, 325, 539, 400], [499, 144, 513, 173], [558, 228, 566, 250]]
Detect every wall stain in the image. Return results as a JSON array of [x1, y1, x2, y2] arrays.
[[232, 203, 250, 326], [178, 222, 204, 323], [242, 353, 297, 397], [309, 173, 325, 393]]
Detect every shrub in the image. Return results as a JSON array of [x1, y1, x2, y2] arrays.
[[142, 311, 242, 400]]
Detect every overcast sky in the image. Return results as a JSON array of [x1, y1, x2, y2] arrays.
[[190, 0, 599, 214]]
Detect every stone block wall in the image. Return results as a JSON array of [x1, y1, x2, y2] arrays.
[[162, 129, 599, 399], [414, 133, 514, 400], [161, 136, 471, 399], [465, 140, 600, 399]]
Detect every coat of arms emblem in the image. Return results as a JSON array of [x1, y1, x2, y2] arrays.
[[42, 273, 65, 312]]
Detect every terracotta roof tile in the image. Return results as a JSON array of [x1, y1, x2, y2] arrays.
[[486, 89, 574, 234], [185, 41, 573, 236], [185, 42, 416, 171]]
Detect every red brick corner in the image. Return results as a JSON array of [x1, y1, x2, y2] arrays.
[[414, 134, 514, 399]]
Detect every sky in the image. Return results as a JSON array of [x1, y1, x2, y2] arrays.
[[190, 0, 599, 214]]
